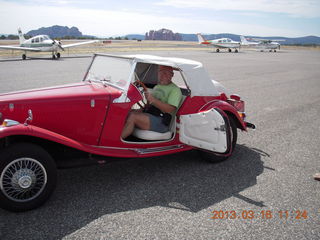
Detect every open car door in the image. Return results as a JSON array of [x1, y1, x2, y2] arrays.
[[179, 108, 232, 154]]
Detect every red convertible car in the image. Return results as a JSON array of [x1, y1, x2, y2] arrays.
[[0, 54, 255, 212]]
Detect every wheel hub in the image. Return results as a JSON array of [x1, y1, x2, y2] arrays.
[[18, 175, 33, 189]]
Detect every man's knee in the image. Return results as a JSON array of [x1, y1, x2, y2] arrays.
[[127, 111, 140, 124]]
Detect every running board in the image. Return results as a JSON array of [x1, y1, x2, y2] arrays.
[[135, 145, 184, 154]]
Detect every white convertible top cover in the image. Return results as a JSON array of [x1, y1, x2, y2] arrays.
[[103, 54, 220, 97], [129, 54, 219, 97]]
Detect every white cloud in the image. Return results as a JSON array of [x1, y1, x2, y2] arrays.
[[156, 0, 320, 18], [0, 1, 314, 37]]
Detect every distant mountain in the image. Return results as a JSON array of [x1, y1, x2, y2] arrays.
[[124, 33, 320, 45], [26, 25, 83, 38], [125, 34, 145, 40], [145, 29, 182, 41], [181, 33, 320, 45], [16, 25, 320, 44]]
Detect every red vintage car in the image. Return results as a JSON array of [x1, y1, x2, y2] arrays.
[[0, 54, 255, 212]]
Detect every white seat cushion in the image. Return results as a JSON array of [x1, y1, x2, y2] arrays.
[[133, 128, 172, 140]]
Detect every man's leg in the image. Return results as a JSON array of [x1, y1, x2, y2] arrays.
[[121, 112, 151, 139]]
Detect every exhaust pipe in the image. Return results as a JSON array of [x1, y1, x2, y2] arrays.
[[245, 122, 256, 129]]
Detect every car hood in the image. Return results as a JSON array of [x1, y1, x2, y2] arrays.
[[0, 82, 115, 102], [0, 82, 121, 145]]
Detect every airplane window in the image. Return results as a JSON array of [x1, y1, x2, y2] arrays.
[[32, 39, 35, 43], [40, 37, 43, 42], [35, 38, 39, 43]]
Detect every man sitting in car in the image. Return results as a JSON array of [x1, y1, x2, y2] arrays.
[[121, 65, 182, 139]]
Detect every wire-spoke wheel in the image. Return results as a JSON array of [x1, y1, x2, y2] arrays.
[[1, 158, 47, 202], [0, 143, 57, 212]]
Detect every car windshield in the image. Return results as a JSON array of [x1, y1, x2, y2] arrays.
[[84, 55, 132, 91]]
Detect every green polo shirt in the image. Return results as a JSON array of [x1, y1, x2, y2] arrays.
[[152, 83, 182, 109]]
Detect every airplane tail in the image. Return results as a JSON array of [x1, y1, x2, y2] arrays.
[[196, 33, 207, 44], [240, 36, 249, 45], [18, 28, 26, 44]]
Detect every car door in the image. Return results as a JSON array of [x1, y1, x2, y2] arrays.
[[179, 108, 231, 153]]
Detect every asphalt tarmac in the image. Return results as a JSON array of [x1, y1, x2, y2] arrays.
[[0, 49, 319, 240]]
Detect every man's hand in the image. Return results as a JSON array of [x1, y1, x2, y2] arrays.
[[145, 90, 176, 114], [145, 90, 155, 104]]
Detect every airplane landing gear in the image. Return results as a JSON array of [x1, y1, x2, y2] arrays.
[[52, 53, 60, 59], [274, 49, 277, 52], [22, 54, 26, 60], [216, 49, 220, 53], [235, 49, 238, 53], [228, 48, 232, 52]]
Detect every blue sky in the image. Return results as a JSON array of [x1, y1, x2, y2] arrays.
[[0, 0, 319, 37]]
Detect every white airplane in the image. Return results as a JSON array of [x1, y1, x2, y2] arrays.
[[240, 36, 284, 52], [197, 33, 240, 53], [0, 28, 100, 59]]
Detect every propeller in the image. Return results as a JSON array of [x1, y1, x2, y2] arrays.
[[52, 40, 64, 51]]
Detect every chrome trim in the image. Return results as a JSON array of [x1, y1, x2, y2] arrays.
[[9, 103, 14, 111], [91, 144, 184, 155], [214, 124, 226, 132], [2, 119, 20, 127], [24, 109, 33, 126], [91, 99, 95, 108], [134, 145, 184, 154]]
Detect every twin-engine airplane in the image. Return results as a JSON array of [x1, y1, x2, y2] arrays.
[[0, 28, 99, 59], [197, 33, 240, 53], [240, 36, 284, 52]]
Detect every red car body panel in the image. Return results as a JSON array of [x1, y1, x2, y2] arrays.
[[0, 54, 250, 159], [0, 83, 115, 145], [0, 80, 246, 158]]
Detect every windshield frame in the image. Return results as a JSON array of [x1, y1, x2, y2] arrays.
[[83, 54, 135, 92]]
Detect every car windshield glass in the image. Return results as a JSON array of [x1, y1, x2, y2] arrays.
[[84, 55, 132, 91]]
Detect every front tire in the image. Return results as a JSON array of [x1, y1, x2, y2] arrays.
[[0, 143, 57, 212], [199, 117, 237, 163]]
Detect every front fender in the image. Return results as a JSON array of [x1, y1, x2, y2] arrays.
[[200, 100, 246, 130], [0, 123, 140, 158], [0, 123, 87, 149]]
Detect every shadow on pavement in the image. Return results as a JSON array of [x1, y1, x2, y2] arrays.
[[0, 144, 266, 239]]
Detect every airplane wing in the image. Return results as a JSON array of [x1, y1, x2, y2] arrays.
[[252, 38, 285, 43], [0, 45, 41, 52], [61, 40, 100, 49]]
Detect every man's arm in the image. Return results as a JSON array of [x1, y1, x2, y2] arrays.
[[145, 91, 176, 113]]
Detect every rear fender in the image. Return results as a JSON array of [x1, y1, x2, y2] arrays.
[[200, 100, 246, 130]]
